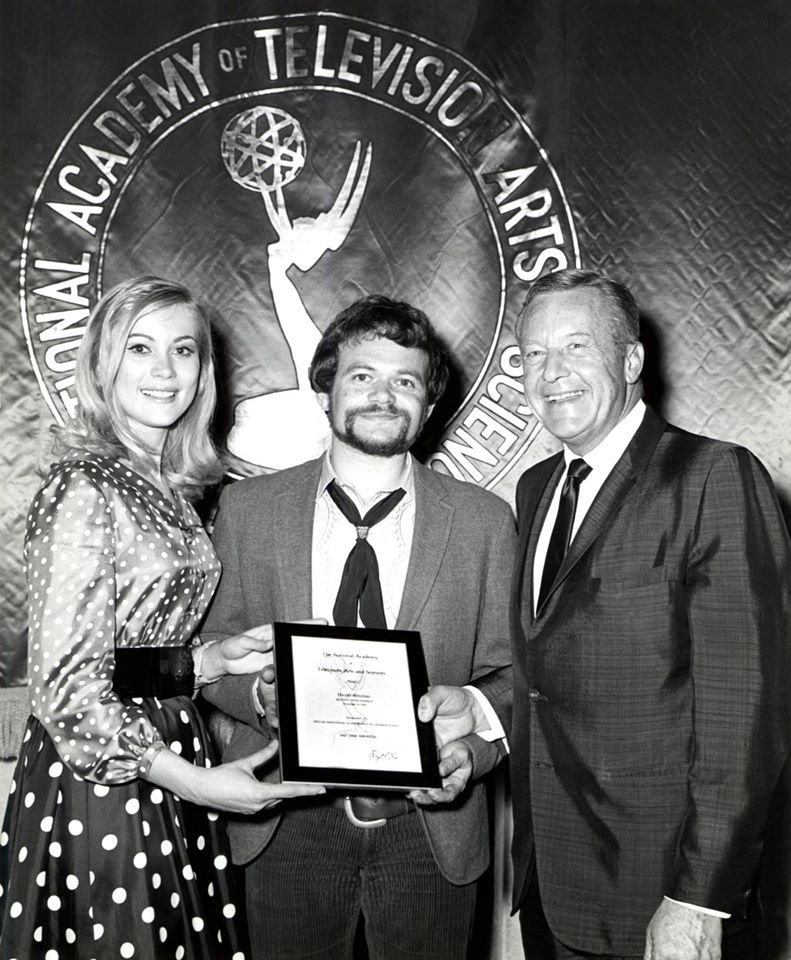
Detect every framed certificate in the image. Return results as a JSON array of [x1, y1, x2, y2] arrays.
[[273, 622, 440, 791]]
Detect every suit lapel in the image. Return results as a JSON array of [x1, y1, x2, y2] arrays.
[[541, 406, 668, 609], [396, 460, 454, 630], [273, 459, 322, 619]]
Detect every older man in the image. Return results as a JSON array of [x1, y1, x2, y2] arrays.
[[423, 268, 791, 960]]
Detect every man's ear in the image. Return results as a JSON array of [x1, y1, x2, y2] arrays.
[[624, 341, 644, 384], [317, 392, 331, 414]]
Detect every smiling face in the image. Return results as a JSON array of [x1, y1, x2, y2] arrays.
[[113, 302, 201, 453], [318, 335, 433, 457], [518, 287, 644, 455]]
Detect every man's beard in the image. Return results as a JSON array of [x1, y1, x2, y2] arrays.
[[332, 403, 421, 457]]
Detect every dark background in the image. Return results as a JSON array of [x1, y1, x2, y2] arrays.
[[1, 0, 789, 673]]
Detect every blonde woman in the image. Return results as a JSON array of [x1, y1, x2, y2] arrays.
[[0, 276, 323, 959]]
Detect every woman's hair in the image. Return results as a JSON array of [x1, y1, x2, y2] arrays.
[[53, 275, 222, 497]]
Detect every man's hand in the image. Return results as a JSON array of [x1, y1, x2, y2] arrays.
[[417, 684, 488, 749], [255, 661, 278, 728], [409, 740, 473, 805], [215, 624, 275, 677], [644, 900, 722, 960], [250, 618, 328, 728], [207, 618, 329, 683]]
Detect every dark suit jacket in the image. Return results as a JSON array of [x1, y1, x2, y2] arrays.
[[201, 455, 515, 886], [509, 406, 791, 955]]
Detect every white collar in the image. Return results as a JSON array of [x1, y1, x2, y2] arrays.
[[563, 399, 646, 474], [316, 451, 415, 506]]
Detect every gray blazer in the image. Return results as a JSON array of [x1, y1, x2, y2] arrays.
[[201, 456, 515, 885]]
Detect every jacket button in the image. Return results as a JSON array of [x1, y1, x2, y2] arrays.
[[528, 688, 543, 701]]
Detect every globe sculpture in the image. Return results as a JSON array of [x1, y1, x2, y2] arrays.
[[221, 106, 306, 193], [220, 105, 372, 471]]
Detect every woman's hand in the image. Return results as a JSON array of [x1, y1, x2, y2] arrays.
[[197, 619, 327, 682], [147, 740, 325, 814], [188, 742, 325, 814]]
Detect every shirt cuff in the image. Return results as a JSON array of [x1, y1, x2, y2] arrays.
[[251, 676, 265, 717], [663, 896, 730, 919], [463, 685, 509, 751], [192, 639, 220, 688]]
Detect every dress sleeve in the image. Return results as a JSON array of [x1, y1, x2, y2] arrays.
[[25, 463, 166, 784]]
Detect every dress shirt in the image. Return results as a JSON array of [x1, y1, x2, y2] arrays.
[[312, 453, 415, 629], [312, 456, 506, 749], [532, 400, 647, 613]]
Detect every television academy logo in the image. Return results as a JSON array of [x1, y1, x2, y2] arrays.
[[19, 13, 579, 488]]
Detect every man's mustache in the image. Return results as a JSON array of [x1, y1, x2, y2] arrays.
[[351, 403, 407, 417]]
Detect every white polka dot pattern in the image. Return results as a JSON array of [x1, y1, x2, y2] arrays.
[[23, 458, 220, 783], [0, 667, 247, 958], [0, 456, 245, 958]]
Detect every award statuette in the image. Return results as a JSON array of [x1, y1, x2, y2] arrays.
[[273, 622, 440, 791]]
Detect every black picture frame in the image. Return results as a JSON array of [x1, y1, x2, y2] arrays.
[[273, 622, 440, 791]]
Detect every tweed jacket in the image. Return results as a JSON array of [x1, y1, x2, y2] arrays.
[[509, 406, 791, 954], [201, 455, 515, 885]]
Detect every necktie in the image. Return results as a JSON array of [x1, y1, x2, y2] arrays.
[[538, 458, 592, 609], [327, 480, 406, 628]]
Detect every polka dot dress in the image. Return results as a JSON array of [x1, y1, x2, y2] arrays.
[[0, 457, 247, 959]]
